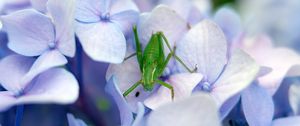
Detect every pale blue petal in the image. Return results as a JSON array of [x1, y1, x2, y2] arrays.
[[111, 10, 139, 34], [1, 9, 54, 56], [47, 0, 76, 57], [242, 83, 274, 126], [22, 50, 68, 85], [289, 83, 300, 115], [176, 19, 227, 83], [67, 113, 88, 126], [110, 0, 139, 15], [17, 68, 79, 104], [211, 49, 259, 107], [272, 116, 300, 126], [30, 0, 47, 12], [147, 93, 221, 126], [105, 76, 134, 126], [76, 22, 126, 63], [75, 0, 110, 23], [132, 102, 145, 126], [0, 55, 34, 93], [214, 7, 241, 43]]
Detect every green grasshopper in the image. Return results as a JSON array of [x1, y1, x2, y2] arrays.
[[123, 26, 196, 99]]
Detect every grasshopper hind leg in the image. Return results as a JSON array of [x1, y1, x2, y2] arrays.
[[156, 79, 174, 100]]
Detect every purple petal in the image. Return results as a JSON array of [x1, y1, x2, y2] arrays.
[[147, 93, 221, 126], [272, 116, 300, 126], [105, 76, 133, 126], [111, 10, 139, 34], [211, 49, 259, 106], [0, 91, 17, 112], [0, 55, 34, 93], [219, 94, 240, 120], [22, 50, 68, 84], [144, 73, 203, 110], [17, 68, 79, 104], [106, 55, 151, 112], [1, 9, 54, 56], [132, 102, 145, 126], [47, 0, 76, 57], [242, 83, 274, 126], [176, 19, 227, 83], [76, 22, 126, 63], [138, 5, 189, 54], [110, 0, 139, 15]]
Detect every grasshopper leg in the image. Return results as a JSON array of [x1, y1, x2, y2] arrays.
[[158, 32, 197, 73], [156, 79, 174, 100], [124, 52, 137, 61], [123, 80, 142, 97]]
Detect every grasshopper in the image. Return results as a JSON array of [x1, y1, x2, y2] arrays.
[[123, 26, 196, 99]]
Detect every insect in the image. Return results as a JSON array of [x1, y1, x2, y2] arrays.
[[123, 26, 197, 99]]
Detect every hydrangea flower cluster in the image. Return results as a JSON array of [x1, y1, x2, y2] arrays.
[[0, 0, 300, 126]]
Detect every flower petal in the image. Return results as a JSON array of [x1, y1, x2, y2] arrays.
[[272, 116, 300, 126], [22, 50, 68, 85], [1, 9, 54, 56], [75, 0, 104, 23], [241, 35, 300, 94], [0, 55, 34, 93], [144, 73, 203, 110], [17, 68, 79, 105], [76, 22, 126, 63], [105, 76, 133, 126], [132, 102, 146, 126], [176, 19, 227, 83], [214, 7, 241, 43], [0, 91, 17, 112], [211, 49, 259, 106], [47, 0, 76, 57], [111, 10, 139, 34], [106, 55, 152, 112], [289, 83, 300, 115], [219, 94, 240, 120], [138, 5, 189, 53], [147, 93, 221, 126], [241, 83, 274, 126], [110, 0, 139, 15], [67, 113, 87, 126], [159, 0, 192, 20], [30, 0, 47, 12]]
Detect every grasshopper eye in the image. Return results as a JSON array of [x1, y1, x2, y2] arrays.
[[135, 91, 140, 97]]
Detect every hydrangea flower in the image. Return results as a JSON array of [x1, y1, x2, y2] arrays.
[[75, 0, 139, 63], [106, 5, 201, 111], [0, 55, 79, 111], [67, 113, 87, 126], [175, 19, 259, 107], [0, 0, 76, 82], [105, 76, 221, 126]]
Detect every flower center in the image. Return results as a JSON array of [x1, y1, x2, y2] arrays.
[[48, 42, 56, 49], [100, 13, 110, 21], [201, 82, 212, 92]]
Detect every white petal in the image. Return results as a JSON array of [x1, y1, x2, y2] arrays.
[[176, 19, 227, 83], [211, 49, 259, 107], [138, 5, 189, 54], [0, 91, 17, 112], [144, 73, 203, 109], [147, 93, 221, 126], [289, 83, 300, 115], [76, 22, 126, 63]]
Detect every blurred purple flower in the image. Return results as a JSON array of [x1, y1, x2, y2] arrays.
[[67, 113, 87, 126], [75, 0, 139, 63], [105, 76, 221, 126], [1, 0, 76, 82], [175, 19, 259, 107], [0, 55, 79, 111]]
